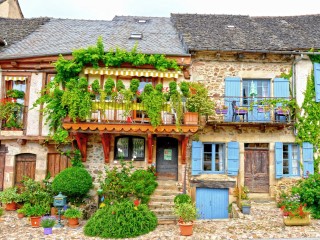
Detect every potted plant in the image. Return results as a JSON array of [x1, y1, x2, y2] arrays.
[[168, 81, 183, 127], [6, 89, 25, 99], [130, 79, 140, 99], [185, 82, 214, 125], [40, 216, 56, 235], [215, 105, 229, 114], [23, 203, 48, 228], [104, 77, 115, 100], [179, 81, 190, 102], [64, 207, 83, 227], [0, 187, 20, 211], [17, 208, 25, 218], [173, 201, 198, 236], [241, 200, 251, 215], [90, 79, 100, 100], [257, 105, 271, 113]]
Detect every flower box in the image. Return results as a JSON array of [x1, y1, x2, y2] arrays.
[[235, 109, 248, 114], [215, 109, 228, 115], [257, 106, 271, 113], [283, 215, 311, 226], [276, 109, 289, 115]]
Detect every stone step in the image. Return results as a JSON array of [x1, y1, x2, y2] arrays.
[[157, 215, 177, 225], [153, 189, 181, 196], [149, 201, 175, 209], [152, 208, 175, 215], [149, 195, 175, 203], [249, 193, 276, 203]]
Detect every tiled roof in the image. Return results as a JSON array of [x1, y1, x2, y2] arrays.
[[0, 16, 187, 59], [171, 13, 320, 52], [0, 17, 49, 49]]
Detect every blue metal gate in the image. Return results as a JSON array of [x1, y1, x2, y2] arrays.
[[196, 188, 229, 219]]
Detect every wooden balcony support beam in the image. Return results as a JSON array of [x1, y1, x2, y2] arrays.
[[147, 134, 153, 164], [100, 132, 110, 163], [74, 132, 88, 162], [181, 135, 189, 164]]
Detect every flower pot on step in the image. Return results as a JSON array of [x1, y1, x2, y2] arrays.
[[178, 222, 194, 236], [43, 227, 53, 235], [30, 216, 41, 228], [5, 202, 17, 211]]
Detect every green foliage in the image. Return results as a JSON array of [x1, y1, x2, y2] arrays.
[[104, 77, 115, 96], [6, 89, 25, 99], [173, 202, 198, 223], [141, 83, 165, 127], [186, 82, 214, 115], [0, 207, 4, 216], [84, 200, 157, 238], [0, 187, 20, 204], [63, 207, 83, 219], [51, 167, 93, 204], [22, 203, 48, 217], [91, 79, 100, 94], [20, 177, 53, 208], [291, 173, 320, 218], [130, 170, 158, 204], [40, 216, 56, 228], [116, 80, 125, 92], [180, 81, 190, 97], [0, 101, 23, 129], [130, 79, 140, 94], [174, 194, 192, 205]]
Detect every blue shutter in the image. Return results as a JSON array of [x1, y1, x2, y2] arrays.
[[275, 142, 283, 179], [227, 142, 239, 176], [302, 142, 314, 176], [314, 63, 320, 102], [274, 78, 290, 122], [225, 77, 241, 122], [192, 141, 203, 175]]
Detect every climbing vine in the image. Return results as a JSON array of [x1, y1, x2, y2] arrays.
[[295, 55, 320, 171], [34, 37, 181, 143]]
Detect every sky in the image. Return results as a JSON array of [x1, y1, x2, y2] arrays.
[[19, 0, 320, 20]]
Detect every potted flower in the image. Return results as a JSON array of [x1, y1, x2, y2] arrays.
[[23, 203, 48, 228], [257, 105, 271, 113], [17, 208, 25, 219], [173, 201, 198, 236], [241, 200, 251, 215], [63, 207, 83, 227], [234, 106, 248, 114], [40, 216, 56, 235], [0, 187, 20, 211], [275, 106, 290, 115], [215, 105, 228, 114], [6, 89, 25, 99], [279, 193, 311, 226]]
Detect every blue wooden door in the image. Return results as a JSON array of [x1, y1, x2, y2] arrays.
[[196, 188, 229, 219]]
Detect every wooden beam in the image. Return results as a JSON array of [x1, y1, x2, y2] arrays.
[[74, 132, 88, 162], [100, 132, 110, 163], [147, 134, 153, 164], [181, 135, 189, 164]]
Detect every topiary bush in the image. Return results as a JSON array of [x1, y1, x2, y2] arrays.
[[174, 194, 192, 205], [52, 167, 92, 204], [291, 172, 320, 218], [84, 200, 157, 238]]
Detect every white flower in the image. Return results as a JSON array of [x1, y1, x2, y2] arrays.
[[118, 148, 123, 153]]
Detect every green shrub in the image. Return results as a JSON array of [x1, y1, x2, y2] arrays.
[[131, 170, 158, 204], [174, 194, 192, 205], [63, 207, 83, 219], [52, 167, 92, 204], [292, 172, 320, 218], [84, 200, 157, 238]]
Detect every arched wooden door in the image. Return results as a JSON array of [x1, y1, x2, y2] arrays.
[[15, 153, 36, 187], [156, 137, 178, 180]]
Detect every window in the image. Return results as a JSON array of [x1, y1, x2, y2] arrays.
[[242, 79, 270, 105], [203, 143, 225, 173], [4, 76, 27, 104], [283, 144, 300, 176], [115, 136, 145, 161]]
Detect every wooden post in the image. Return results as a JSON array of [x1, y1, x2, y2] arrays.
[[100, 132, 110, 163], [147, 134, 153, 164], [181, 135, 189, 164], [74, 133, 88, 162]]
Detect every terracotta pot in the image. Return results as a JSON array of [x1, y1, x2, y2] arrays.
[[51, 207, 58, 216], [68, 218, 79, 227], [5, 202, 17, 211], [178, 222, 193, 236], [183, 112, 198, 125], [17, 212, 25, 219], [30, 216, 41, 228]]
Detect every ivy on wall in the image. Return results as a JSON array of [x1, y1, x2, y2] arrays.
[[295, 55, 320, 171], [34, 37, 181, 143]]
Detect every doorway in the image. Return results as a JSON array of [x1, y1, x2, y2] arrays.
[[156, 137, 178, 180], [15, 153, 36, 187]]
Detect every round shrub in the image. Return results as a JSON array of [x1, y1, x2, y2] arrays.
[[174, 194, 192, 205], [131, 170, 158, 204], [52, 167, 92, 203], [84, 200, 157, 238]]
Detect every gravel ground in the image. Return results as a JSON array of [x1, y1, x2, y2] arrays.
[[0, 202, 319, 240]]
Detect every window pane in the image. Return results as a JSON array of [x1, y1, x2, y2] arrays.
[[291, 144, 299, 175], [215, 144, 224, 171], [203, 144, 212, 171], [117, 137, 129, 158], [132, 138, 144, 159]]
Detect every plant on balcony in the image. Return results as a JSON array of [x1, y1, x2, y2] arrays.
[[116, 80, 125, 92], [0, 101, 23, 129], [130, 79, 140, 98], [169, 81, 183, 127], [104, 77, 116, 100], [61, 77, 92, 122], [179, 81, 190, 101], [91, 79, 100, 95], [6, 89, 25, 99], [141, 83, 165, 127]]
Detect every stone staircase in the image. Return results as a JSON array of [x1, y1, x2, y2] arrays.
[[149, 180, 181, 224]]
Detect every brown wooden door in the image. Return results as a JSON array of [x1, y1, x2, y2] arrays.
[[47, 153, 71, 178], [15, 154, 36, 186], [244, 149, 269, 193], [0, 154, 5, 191]]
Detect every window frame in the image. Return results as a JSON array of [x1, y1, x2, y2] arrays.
[[202, 142, 225, 174], [282, 143, 300, 177], [114, 136, 145, 161]]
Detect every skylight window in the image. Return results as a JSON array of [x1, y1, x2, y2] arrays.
[[227, 25, 235, 29], [130, 33, 143, 39], [137, 19, 147, 23]]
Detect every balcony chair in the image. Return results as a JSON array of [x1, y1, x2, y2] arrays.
[[232, 101, 248, 122]]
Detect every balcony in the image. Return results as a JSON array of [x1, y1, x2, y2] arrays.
[[0, 98, 25, 132], [62, 100, 199, 135], [207, 96, 294, 131]]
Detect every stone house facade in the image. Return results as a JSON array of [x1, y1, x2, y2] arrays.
[[0, 0, 23, 19]]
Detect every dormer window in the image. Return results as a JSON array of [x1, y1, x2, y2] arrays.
[[130, 33, 143, 39], [137, 19, 147, 23]]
